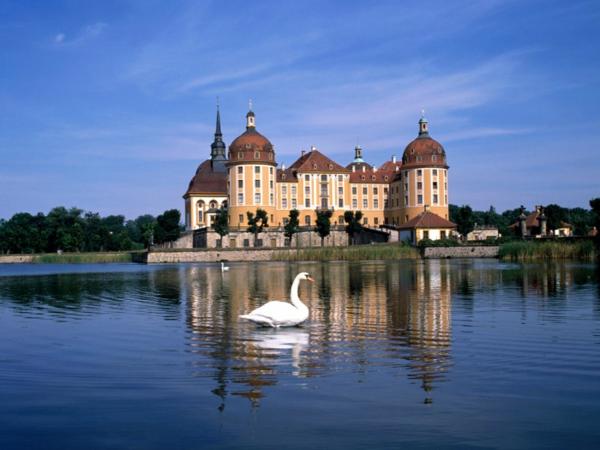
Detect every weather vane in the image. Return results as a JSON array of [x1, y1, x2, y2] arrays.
[[249, 98, 253, 111]]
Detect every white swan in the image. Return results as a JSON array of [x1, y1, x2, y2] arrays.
[[221, 261, 229, 272], [239, 272, 313, 327]]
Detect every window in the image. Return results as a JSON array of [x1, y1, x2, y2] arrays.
[[433, 194, 438, 204], [238, 152, 243, 160], [404, 183, 408, 192], [237, 166, 243, 174], [254, 151, 261, 159], [305, 198, 310, 207], [423, 230, 429, 239], [417, 182, 423, 190], [282, 185, 287, 195], [291, 185, 297, 195], [270, 194, 273, 205], [338, 198, 343, 208], [374, 199, 379, 209], [441, 230, 446, 239], [238, 179, 243, 188], [445, 195, 448, 204], [338, 215, 344, 224], [320, 184, 328, 196], [321, 198, 328, 209], [338, 187, 343, 196], [254, 166, 260, 174], [363, 199, 368, 208], [305, 174, 310, 182], [239, 214, 244, 224], [243, 239, 250, 248], [321, 174, 327, 182], [384, 187, 388, 195], [362, 187, 367, 195], [292, 198, 297, 208], [374, 217, 379, 225], [373, 187, 378, 195], [338, 175, 344, 182], [238, 193, 244, 204], [417, 169, 422, 177], [255, 179, 261, 188], [255, 193, 261, 204], [433, 169, 438, 176], [313, 163, 318, 169], [305, 186, 310, 195], [405, 195, 409, 206], [269, 167, 273, 174], [304, 215, 311, 225], [432, 155, 437, 162], [363, 217, 368, 225], [282, 198, 288, 208], [198, 210, 203, 223], [384, 199, 388, 208], [352, 187, 357, 195], [269, 180, 273, 189], [433, 181, 438, 190], [352, 199, 357, 208], [417, 194, 423, 204]]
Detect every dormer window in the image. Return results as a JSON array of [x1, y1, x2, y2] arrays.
[[245, 144, 251, 149], [384, 175, 388, 181], [238, 152, 243, 160], [361, 175, 365, 181], [313, 163, 318, 169], [269, 153, 273, 160], [282, 174, 286, 180], [371, 175, 376, 181], [432, 155, 437, 162], [328, 164, 333, 170], [254, 151, 260, 159]]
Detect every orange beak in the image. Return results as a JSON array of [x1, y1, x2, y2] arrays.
[[307, 276, 315, 283]]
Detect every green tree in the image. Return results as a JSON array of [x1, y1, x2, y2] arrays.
[[455, 205, 474, 237], [344, 210, 363, 245], [284, 209, 300, 247], [247, 208, 268, 247], [212, 208, 229, 246], [590, 198, 600, 250], [154, 209, 181, 244], [544, 204, 568, 231], [46, 207, 84, 252], [315, 209, 333, 247]]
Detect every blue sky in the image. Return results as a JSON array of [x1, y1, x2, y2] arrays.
[[1, 0, 599, 219]]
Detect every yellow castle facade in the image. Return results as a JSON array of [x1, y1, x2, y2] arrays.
[[184, 106, 452, 233]]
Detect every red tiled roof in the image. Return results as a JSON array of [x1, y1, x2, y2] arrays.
[[346, 161, 373, 171], [227, 128, 276, 165], [397, 210, 457, 230], [183, 160, 227, 197], [287, 150, 349, 173], [276, 167, 299, 182], [379, 159, 402, 172], [349, 168, 394, 184]]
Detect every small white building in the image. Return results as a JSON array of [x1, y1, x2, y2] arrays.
[[467, 225, 499, 241], [397, 210, 457, 244]]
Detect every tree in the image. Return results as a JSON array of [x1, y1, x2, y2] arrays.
[[212, 208, 229, 246], [46, 207, 84, 252], [154, 209, 181, 244], [544, 204, 568, 232], [455, 205, 474, 237], [247, 208, 268, 247], [344, 210, 363, 245], [590, 198, 600, 250], [315, 209, 333, 247], [284, 209, 300, 247]]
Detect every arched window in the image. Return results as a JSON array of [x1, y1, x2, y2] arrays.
[[209, 200, 217, 209], [221, 200, 228, 208]]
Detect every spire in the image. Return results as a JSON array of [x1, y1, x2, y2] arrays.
[[418, 109, 429, 137], [210, 102, 227, 168], [246, 99, 256, 130]]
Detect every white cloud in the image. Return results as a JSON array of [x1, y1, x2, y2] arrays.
[[53, 22, 107, 47]]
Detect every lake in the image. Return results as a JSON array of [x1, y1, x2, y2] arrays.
[[1, 260, 599, 449]]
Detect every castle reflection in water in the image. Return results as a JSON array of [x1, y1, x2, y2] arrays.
[[182, 260, 454, 407]]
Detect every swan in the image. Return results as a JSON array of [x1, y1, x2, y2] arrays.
[[221, 261, 229, 272], [239, 272, 313, 327]]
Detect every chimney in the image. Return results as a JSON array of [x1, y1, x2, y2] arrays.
[[301, 150, 306, 156], [310, 145, 316, 152], [282, 163, 286, 171], [392, 155, 397, 163]]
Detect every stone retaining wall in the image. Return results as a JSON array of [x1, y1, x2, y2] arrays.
[[0, 255, 35, 263], [146, 248, 294, 263], [422, 246, 499, 258]]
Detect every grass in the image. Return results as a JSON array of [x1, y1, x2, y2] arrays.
[[33, 252, 136, 264], [498, 240, 596, 262], [271, 243, 419, 262]]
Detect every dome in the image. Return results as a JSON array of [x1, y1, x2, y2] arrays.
[[227, 110, 276, 165], [402, 136, 447, 168]]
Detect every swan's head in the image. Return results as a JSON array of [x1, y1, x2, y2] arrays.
[[299, 272, 314, 283]]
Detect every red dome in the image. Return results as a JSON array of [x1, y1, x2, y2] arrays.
[[228, 128, 276, 165], [402, 136, 448, 169]]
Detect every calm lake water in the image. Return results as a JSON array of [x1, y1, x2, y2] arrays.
[[1, 260, 599, 449]]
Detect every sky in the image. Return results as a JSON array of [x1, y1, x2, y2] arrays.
[[1, 0, 599, 220]]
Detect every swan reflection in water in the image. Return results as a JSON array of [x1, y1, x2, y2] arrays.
[[248, 327, 310, 376]]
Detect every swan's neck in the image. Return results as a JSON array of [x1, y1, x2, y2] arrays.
[[290, 275, 308, 312]]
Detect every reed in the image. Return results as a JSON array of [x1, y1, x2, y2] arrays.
[[498, 240, 596, 261], [33, 252, 135, 264], [271, 244, 419, 262]]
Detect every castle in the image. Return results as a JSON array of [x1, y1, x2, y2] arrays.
[[183, 106, 454, 245]]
